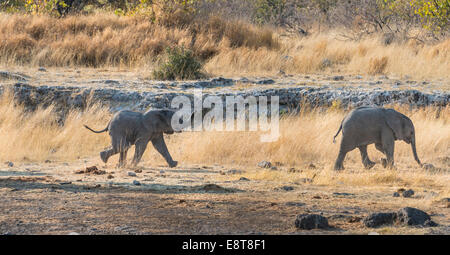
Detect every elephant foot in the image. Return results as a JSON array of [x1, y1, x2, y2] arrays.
[[364, 160, 376, 170], [168, 161, 178, 168], [116, 162, 127, 168], [100, 151, 108, 163], [381, 158, 387, 168], [334, 163, 344, 171], [381, 158, 396, 170]]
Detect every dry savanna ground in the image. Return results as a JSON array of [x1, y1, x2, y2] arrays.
[[0, 92, 448, 235]]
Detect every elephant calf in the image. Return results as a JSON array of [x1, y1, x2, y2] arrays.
[[333, 106, 421, 170], [84, 109, 179, 168]]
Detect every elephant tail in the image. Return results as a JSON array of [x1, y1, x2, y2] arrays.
[[84, 124, 108, 133], [333, 124, 342, 144]]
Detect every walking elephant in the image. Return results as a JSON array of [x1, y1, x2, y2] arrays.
[[84, 109, 180, 168], [332, 106, 421, 170]]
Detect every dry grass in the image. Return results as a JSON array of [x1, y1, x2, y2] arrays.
[[0, 13, 448, 79], [0, 91, 448, 191]]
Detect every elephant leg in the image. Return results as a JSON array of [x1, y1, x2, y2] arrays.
[[117, 149, 128, 168], [131, 139, 149, 167], [358, 145, 375, 169], [102, 136, 129, 165], [381, 130, 395, 169], [375, 143, 388, 168], [100, 145, 119, 164], [334, 139, 353, 171], [151, 134, 177, 168]]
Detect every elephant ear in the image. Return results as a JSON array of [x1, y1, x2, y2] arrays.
[[143, 110, 174, 134], [155, 110, 175, 134], [383, 109, 404, 140]]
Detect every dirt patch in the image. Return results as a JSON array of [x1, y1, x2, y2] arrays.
[[192, 184, 241, 193], [74, 166, 106, 175]]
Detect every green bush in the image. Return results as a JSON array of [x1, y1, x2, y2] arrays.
[[152, 46, 205, 80]]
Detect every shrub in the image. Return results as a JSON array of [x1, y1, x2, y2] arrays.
[[152, 46, 205, 80]]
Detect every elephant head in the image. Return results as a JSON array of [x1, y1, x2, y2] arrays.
[[142, 109, 177, 134], [384, 109, 421, 166]]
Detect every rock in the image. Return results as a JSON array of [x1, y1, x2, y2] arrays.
[[402, 189, 414, 198], [258, 161, 272, 168], [270, 166, 278, 170], [227, 169, 243, 175], [280, 186, 294, 191], [75, 166, 105, 175], [4, 161, 13, 167], [107, 174, 114, 179], [285, 202, 305, 207], [396, 207, 436, 226], [3, 81, 449, 116], [38, 67, 47, 72], [256, 79, 275, 85], [134, 169, 142, 173], [332, 192, 354, 197], [196, 184, 234, 193], [393, 192, 400, 197], [132, 180, 141, 186], [0, 71, 27, 81], [295, 214, 329, 230], [159, 170, 165, 174], [239, 177, 250, 181], [308, 163, 316, 169], [212, 77, 233, 85], [332, 76, 344, 81], [363, 212, 397, 228], [128, 171, 137, 177]]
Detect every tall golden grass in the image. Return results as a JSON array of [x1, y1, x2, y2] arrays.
[[0, 91, 448, 171], [0, 13, 448, 79], [0, 91, 448, 192]]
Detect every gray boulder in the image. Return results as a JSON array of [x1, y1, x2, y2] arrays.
[[258, 161, 272, 168], [396, 207, 437, 226], [363, 212, 397, 228], [402, 189, 414, 198], [295, 214, 329, 230]]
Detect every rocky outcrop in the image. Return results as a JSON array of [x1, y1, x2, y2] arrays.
[[1, 78, 448, 114]]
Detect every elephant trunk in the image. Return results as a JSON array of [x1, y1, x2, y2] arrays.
[[411, 136, 421, 166]]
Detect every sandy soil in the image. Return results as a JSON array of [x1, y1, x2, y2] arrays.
[[0, 157, 448, 235]]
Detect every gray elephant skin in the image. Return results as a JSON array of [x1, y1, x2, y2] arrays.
[[84, 109, 179, 168], [333, 106, 421, 170]]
